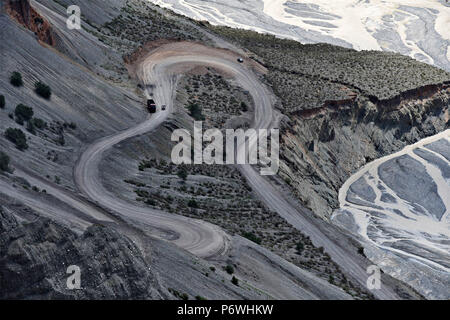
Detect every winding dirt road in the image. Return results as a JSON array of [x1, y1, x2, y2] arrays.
[[71, 41, 404, 299], [73, 42, 273, 258]]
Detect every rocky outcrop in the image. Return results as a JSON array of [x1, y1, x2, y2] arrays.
[[6, 0, 55, 46], [279, 86, 450, 218], [369, 82, 450, 109], [0, 206, 163, 299]]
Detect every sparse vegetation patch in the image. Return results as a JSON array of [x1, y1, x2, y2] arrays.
[[5, 128, 28, 150]]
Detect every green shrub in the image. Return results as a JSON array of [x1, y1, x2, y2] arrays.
[[328, 275, 334, 284], [15, 104, 34, 122], [0, 95, 5, 109], [225, 264, 234, 274], [177, 168, 188, 181], [168, 288, 189, 300], [357, 246, 366, 257], [15, 117, 24, 126], [187, 103, 204, 121], [180, 293, 189, 301], [61, 122, 76, 130], [296, 242, 304, 254], [32, 118, 47, 129], [5, 128, 28, 150], [240, 101, 248, 112], [34, 81, 52, 99], [187, 199, 198, 208], [231, 276, 239, 286], [57, 134, 65, 146], [26, 120, 36, 135], [124, 179, 145, 187], [10, 72, 23, 87], [0, 151, 11, 172], [135, 189, 150, 198], [242, 231, 262, 245]]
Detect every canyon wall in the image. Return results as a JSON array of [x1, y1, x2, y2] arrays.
[[6, 0, 55, 46], [279, 85, 450, 218]]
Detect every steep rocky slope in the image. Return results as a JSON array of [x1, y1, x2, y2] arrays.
[[6, 0, 55, 46], [0, 0, 445, 300], [99, 100, 372, 299], [0, 0, 361, 300], [0, 6, 144, 190], [0, 202, 163, 299], [209, 26, 450, 219], [0, 191, 275, 300], [207, 23, 449, 299], [279, 87, 449, 218]]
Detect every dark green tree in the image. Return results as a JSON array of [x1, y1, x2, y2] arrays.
[[5, 128, 28, 150], [242, 231, 262, 245], [187, 103, 204, 121], [15, 104, 34, 122], [187, 199, 198, 208], [177, 168, 188, 181], [31, 118, 47, 129], [240, 101, 248, 112], [26, 120, 36, 135], [296, 241, 304, 254], [10, 72, 23, 87], [225, 264, 234, 274], [0, 151, 11, 172], [34, 81, 52, 99]]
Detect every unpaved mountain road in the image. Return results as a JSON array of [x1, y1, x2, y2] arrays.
[[73, 41, 402, 299], [4, 40, 402, 298], [74, 42, 272, 258]]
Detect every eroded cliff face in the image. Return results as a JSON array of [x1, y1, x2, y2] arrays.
[[0, 205, 163, 299], [279, 84, 450, 219], [6, 0, 55, 46]]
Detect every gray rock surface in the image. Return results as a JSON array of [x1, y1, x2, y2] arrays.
[[0, 204, 163, 299]]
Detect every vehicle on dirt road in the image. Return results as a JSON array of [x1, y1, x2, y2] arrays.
[[237, 58, 244, 63], [147, 99, 156, 113]]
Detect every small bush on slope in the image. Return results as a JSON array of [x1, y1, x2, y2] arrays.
[[34, 81, 52, 99], [5, 128, 28, 150], [15, 104, 34, 122], [0, 152, 11, 172], [10, 72, 23, 87]]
